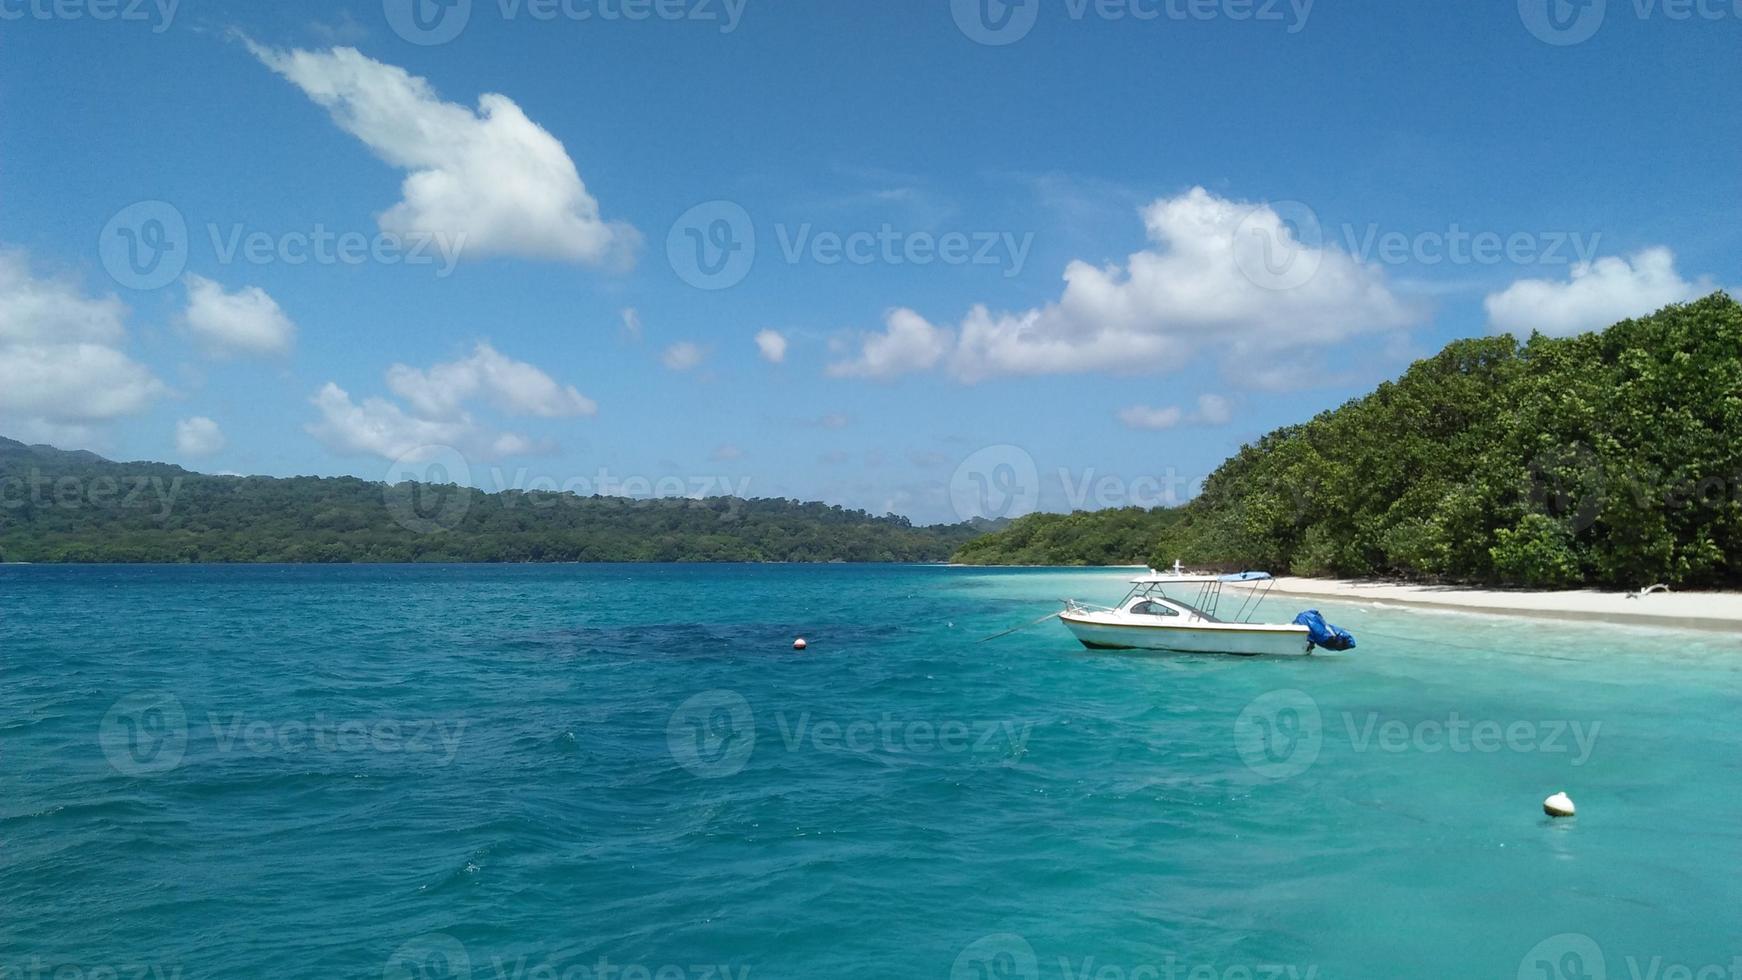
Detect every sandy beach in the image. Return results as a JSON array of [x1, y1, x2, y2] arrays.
[[1236, 576, 1742, 632]]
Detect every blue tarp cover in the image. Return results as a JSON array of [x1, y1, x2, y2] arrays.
[[1292, 609, 1357, 651]]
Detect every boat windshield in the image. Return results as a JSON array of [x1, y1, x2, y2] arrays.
[[1122, 583, 1227, 622]]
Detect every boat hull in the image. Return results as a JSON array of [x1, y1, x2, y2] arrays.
[[1060, 614, 1314, 657]]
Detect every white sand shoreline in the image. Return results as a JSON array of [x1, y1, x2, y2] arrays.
[[1237, 576, 1742, 633]]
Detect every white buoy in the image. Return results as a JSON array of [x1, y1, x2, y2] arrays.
[[793, 638, 807, 651], [1543, 791, 1576, 817]]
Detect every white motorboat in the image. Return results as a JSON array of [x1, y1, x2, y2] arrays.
[[1059, 562, 1355, 657]]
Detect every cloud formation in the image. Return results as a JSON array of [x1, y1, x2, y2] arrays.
[[0, 249, 165, 442], [247, 42, 638, 267], [386, 343, 596, 419], [1484, 247, 1713, 337], [1117, 393, 1233, 430], [661, 341, 705, 371], [175, 416, 227, 456], [754, 329, 788, 364], [829, 187, 1416, 382], [308, 344, 593, 461], [183, 274, 297, 356]]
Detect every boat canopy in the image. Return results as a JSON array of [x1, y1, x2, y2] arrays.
[[1128, 570, 1273, 585]]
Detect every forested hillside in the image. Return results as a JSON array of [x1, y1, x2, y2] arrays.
[[1150, 293, 1742, 587], [0, 439, 983, 563]]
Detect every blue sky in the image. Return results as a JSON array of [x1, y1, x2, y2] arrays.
[[2, 0, 1738, 523]]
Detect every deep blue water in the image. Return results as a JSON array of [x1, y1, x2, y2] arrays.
[[2, 564, 1739, 980]]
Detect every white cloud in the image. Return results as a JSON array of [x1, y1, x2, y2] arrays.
[[710, 444, 744, 461], [1484, 247, 1712, 337], [1117, 405, 1184, 430], [661, 341, 705, 371], [1195, 393, 1232, 425], [385, 343, 596, 419], [182, 274, 297, 356], [620, 307, 642, 343], [247, 43, 637, 267], [308, 345, 591, 461], [826, 308, 951, 379], [307, 383, 481, 461], [754, 328, 788, 364], [0, 249, 165, 437], [1117, 394, 1234, 431], [829, 187, 1416, 383], [175, 417, 227, 456]]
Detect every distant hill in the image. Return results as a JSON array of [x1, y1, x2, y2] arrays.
[[0, 438, 985, 563]]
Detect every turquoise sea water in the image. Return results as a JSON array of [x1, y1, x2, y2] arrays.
[[2, 564, 1739, 980]]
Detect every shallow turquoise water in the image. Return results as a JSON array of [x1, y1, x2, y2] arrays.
[[1, 564, 1738, 980]]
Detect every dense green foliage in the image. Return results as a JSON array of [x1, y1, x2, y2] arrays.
[[1150, 293, 1742, 588], [0, 440, 984, 563], [951, 507, 1186, 565]]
